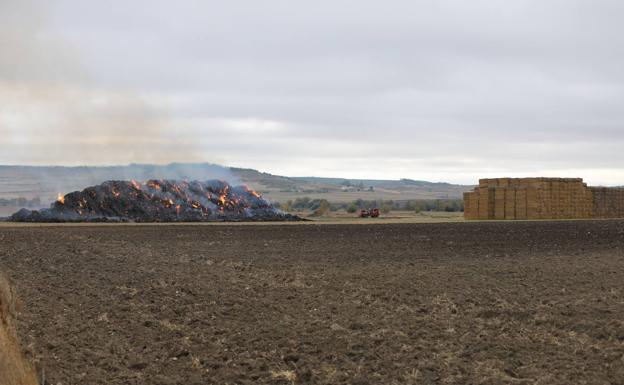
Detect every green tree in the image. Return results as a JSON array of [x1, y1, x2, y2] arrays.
[[310, 199, 331, 217]]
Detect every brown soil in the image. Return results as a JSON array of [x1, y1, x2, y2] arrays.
[[1, 221, 624, 385]]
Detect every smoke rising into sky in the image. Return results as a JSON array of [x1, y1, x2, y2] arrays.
[[1, 0, 624, 184]]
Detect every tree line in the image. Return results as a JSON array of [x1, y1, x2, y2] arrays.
[[274, 197, 464, 215]]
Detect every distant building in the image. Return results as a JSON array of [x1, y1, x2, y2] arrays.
[[464, 178, 624, 220]]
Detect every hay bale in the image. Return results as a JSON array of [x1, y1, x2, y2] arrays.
[[463, 191, 479, 220], [505, 188, 516, 219], [515, 188, 528, 220], [478, 187, 490, 219], [494, 188, 506, 220], [487, 188, 496, 220], [526, 187, 540, 219]]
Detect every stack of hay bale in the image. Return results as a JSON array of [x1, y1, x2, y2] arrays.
[[590, 187, 624, 218], [463, 177, 621, 220]]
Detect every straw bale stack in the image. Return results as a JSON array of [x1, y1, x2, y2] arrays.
[[464, 177, 624, 220]]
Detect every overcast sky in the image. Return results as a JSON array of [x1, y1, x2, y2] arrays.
[[1, 0, 623, 184]]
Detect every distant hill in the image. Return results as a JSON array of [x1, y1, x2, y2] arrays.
[[230, 167, 301, 190], [292, 176, 453, 187], [230, 169, 470, 199], [0, 164, 472, 212]]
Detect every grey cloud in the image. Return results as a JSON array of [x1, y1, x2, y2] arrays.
[[1, 0, 624, 184]]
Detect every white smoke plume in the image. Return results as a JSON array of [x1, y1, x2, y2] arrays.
[[0, 0, 208, 166]]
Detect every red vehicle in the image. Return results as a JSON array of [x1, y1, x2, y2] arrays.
[[359, 208, 380, 218]]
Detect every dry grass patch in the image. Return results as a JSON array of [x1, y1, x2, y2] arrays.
[[0, 275, 38, 385], [270, 369, 297, 382]]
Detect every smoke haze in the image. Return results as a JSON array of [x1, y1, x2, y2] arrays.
[[0, 0, 207, 166]]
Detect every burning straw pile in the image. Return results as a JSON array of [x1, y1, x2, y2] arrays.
[[10, 180, 299, 222]]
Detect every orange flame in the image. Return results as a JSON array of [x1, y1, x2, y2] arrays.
[[243, 185, 261, 198], [131, 180, 141, 190], [56, 193, 65, 204]]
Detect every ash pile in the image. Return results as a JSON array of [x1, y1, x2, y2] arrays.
[[10, 180, 299, 222]]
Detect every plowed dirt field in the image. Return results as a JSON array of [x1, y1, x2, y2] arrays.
[[1, 221, 624, 384]]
